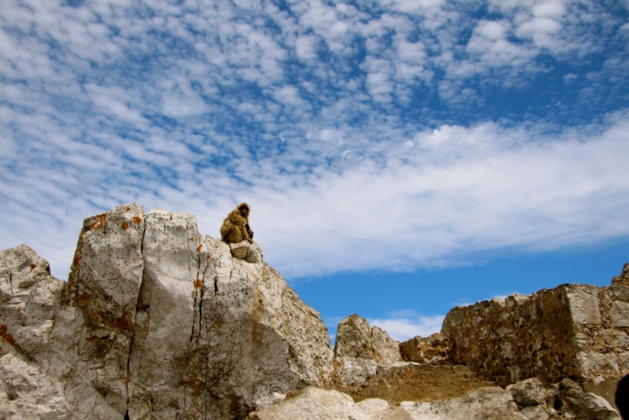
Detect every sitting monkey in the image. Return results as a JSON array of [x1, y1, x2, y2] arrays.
[[220, 203, 254, 244]]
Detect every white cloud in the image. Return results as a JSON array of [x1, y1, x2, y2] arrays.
[[532, 1, 566, 19], [381, 0, 446, 15], [250, 116, 629, 277], [369, 312, 445, 341], [466, 20, 534, 71], [294, 35, 319, 61]]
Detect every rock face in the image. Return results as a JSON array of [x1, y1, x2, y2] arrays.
[[441, 277, 629, 395], [0, 245, 69, 419], [0, 203, 333, 419], [333, 314, 402, 385], [399, 333, 451, 365]]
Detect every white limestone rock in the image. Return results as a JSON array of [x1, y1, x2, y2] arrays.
[[333, 314, 401, 385], [230, 240, 262, 263], [0, 245, 64, 360], [549, 378, 621, 420], [565, 285, 602, 325], [401, 387, 526, 420], [247, 387, 370, 420], [0, 203, 334, 420], [507, 377, 547, 406], [0, 247, 71, 419], [127, 208, 333, 418]]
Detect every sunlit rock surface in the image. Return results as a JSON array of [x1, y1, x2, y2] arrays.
[[0, 203, 333, 419]]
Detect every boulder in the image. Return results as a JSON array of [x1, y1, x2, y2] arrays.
[[548, 378, 620, 420], [0, 246, 69, 418], [400, 386, 526, 420], [507, 377, 547, 407], [247, 387, 412, 420], [333, 314, 401, 385], [247, 387, 370, 420], [0, 245, 64, 361]]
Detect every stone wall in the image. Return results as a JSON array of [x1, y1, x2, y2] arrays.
[[441, 265, 629, 394]]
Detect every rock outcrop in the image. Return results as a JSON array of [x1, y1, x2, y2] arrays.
[[332, 314, 402, 385], [0, 203, 333, 419], [399, 333, 451, 365], [441, 266, 629, 406], [0, 245, 69, 419]]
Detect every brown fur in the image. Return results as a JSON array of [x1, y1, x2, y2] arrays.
[[220, 203, 254, 244]]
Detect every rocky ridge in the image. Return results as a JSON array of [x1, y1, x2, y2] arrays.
[[0, 203, 627, 419], [0, 203, 332, 419]]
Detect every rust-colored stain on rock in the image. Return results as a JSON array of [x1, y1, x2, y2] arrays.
[[115, 311, 133, 332], [121, 221, 130, 230], [133, 216, 142, 224], [76, 291, 91, 306], [0, 324, 17, 347], [90, 213, 107, 231], [194, 278, 203, 289]]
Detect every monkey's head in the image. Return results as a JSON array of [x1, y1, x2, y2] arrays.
[[237, 203, 250, 217]]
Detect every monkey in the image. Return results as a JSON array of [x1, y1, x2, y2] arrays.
[[220, 203, 254, 244]]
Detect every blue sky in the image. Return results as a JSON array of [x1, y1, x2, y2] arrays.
[[1, 0, 629, 341]]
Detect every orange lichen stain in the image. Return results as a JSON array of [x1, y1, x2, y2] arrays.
[[121, 221, 130, 230], [207, 255, 212, 260], [193, 278, 203, 289], [196, 244, 202, 253], [126, 207, 131, 211], [29, 264, 36, 272], [89, 213, 107, 231], [115, 311, 133, 332], [0, 324, 17, 347], [85, 335, 98, 343], [76, 291, 91, 306], [72, 242, 84, 267], [132, 216, 142, 225]]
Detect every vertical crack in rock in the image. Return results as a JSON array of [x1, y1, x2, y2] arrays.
[[7, 270, 13, 295], [191, 250, 208, 345], [125, 211, 147, 419], [197, 260, 204, 346], [198, 257, 214, 341]]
